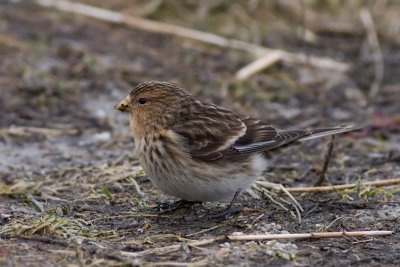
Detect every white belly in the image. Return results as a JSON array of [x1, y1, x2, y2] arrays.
[[139, 147, 268, 202]]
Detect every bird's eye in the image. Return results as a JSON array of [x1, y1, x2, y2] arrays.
[[138, 98, 147, 105]]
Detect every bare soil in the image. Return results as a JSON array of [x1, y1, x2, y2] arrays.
[[1, 1, 400, 266]]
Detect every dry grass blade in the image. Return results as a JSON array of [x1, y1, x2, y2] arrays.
[[228, 230, 393, 241], [253, 182, 303, 223], [34, 0, 350, 72], [286, 178, 400, 193], [255, 181, 303, 212]]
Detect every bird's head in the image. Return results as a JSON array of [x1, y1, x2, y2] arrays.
[[115, 81, 192, 136]]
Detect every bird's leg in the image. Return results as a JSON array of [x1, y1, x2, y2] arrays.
[[156, 199, 201, 213], [205, 191, 242, 220]]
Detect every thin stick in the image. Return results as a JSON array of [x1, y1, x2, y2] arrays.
[[316, 135, 335, 186], [360, 8, 384, 98], [34, 0, 350, 72], [286, 178, 400, 193], [228, 230, 393, 241], [235, 51, 283, 81]]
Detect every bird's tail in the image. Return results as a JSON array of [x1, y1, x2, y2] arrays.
[[299, 125, 358, 142]]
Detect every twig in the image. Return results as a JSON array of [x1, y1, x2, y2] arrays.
[[228, 230, 393, 241], [315, 135, 335, 186], [286, 178, 400, 193], [360, 8, 384, 99], [34, 0, 350, 72], [235, 51, 283, 81]]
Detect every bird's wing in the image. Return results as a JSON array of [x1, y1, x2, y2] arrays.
[[173, 102, 354, 161], [225, 124, 355, 156], [171, 102, 247, 160], [215, 116, 308, 156]]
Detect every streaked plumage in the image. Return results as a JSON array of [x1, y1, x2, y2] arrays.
[[115, 81, 354, 202]]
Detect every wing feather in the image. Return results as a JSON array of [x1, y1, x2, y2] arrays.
[[172, 102, 247, 160], [172, 100, 354, 161]]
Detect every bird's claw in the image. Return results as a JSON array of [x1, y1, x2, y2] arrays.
[[204, 205, 242, 221], [155, 199, 201, 213]]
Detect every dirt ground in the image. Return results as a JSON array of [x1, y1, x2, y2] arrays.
[[1, 1, 400, 266]]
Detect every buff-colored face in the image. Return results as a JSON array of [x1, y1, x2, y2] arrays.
[[114, 81, 192, 135]]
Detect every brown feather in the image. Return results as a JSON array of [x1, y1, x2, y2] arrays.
[[126, 81, 356, 161]]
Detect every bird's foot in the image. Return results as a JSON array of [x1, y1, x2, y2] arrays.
[[204, 204, 242, 221], [155, 199, 201, 213]]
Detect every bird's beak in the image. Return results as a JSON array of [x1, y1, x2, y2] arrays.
[[114, 96, 132, 113]]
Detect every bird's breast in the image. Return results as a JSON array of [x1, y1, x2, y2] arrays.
[[134, 133, 188, 179]]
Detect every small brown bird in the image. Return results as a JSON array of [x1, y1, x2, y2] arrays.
[[115, 81, 354, 216]]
